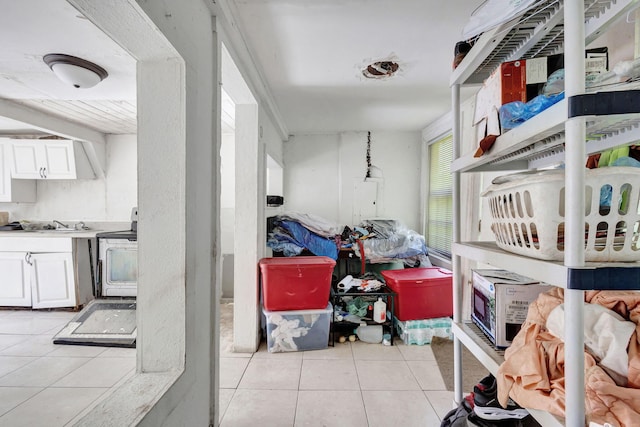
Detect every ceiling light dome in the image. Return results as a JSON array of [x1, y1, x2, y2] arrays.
[[43, 53, 108, 89]]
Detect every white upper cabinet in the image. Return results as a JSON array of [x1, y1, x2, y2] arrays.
[[11, 139, 95, 180], [0, 140, 36, 202]]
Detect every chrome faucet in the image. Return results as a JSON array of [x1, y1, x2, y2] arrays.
[[53, 220, 70, 230]]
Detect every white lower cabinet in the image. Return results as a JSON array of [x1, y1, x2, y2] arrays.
[[0, 237, 92, 309], [30, 252, 75, 309], [0, 252, 31, 307]]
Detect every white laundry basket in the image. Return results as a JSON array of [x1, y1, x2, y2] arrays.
[[482, 167, 640, 262]]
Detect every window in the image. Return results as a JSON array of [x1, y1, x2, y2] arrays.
[[427, 134, 453, 259]]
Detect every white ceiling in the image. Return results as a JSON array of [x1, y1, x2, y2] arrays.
[[0, 0, 136, 135], [0, 0, 483, 137], [231, 0, 484, 134]]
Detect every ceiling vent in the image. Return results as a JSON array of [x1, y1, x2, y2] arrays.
[[362, 60, 400, 79]]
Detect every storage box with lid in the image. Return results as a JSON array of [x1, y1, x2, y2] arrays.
[[259, 256, 336, 311], [472, 269, 550, 348], [394, 316, 452, 345], [263, 303, 332, 353], [381, 267, 453, 321]]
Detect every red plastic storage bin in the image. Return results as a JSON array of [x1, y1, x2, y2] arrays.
[[381, 267, 453, 321], [259, 256, 336, 311]]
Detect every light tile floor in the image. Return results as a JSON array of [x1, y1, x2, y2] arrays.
[[0, 309, 136, 427], [219, 340, 455, 427], [219, 301, 456, 427], [0, 303, 456, 427]]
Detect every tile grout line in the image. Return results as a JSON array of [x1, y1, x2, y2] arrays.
[[353, 341, 372, 427], [0, 387, 47, 419]]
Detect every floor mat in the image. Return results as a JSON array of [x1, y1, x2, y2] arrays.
[[53, 299, 136, 348]]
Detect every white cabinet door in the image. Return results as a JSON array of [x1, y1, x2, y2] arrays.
[[11, 140, 94, 180], [0, 252, 32, 307], [0, 141, 36, 202], [42, 141, 76, 179], [11, 141, 41, 179], [0, 142, 10, 199], [30, 252, 76, 309]]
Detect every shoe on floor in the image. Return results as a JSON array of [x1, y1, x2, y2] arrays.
[[473, 374, 529, 421]]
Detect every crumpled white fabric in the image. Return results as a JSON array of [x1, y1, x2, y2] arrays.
[[276, 212, 342, 237], [336, 275, 384, 293], [268, 313, 310, 352], [546, 302, 635, 383]]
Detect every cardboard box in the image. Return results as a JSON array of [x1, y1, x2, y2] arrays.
[[471, 269, 550, 348]]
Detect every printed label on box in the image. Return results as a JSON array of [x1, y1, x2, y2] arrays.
[[526, 57, 548, 84], [505, 299, 532, 324]]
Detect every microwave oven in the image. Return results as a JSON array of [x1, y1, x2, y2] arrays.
[[472, 269, 549, 348]]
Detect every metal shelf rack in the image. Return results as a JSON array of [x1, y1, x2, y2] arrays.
[[450, 1, 640, 425]]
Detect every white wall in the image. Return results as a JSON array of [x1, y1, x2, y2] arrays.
[[262, 110, 283, 166], [284, 131, 422, 231], [1, 134, 136, 222], [220, 132, 235, 255], [68, 0, 217, 426]]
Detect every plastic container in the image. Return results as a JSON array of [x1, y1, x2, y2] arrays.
[[483, 167, 640, 261], [381, 267, 453, 321], [355, 324, 382, 344], [263, 303, 332, 353], [259, 256, 336, 311], [373, 297, 386, 323], [394, 316, 452, 346]]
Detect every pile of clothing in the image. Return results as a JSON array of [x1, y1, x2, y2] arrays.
[[267, 213, 429, 266], [350, 219, 429, 266], [267, 212, 342, 259], [497, 287, 640, 426]]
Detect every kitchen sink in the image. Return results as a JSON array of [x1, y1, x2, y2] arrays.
[[36, 228, 90, 233], [20, 220, 93, 232]]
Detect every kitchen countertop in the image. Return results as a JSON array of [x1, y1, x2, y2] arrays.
[[0, 222, 132, 239]]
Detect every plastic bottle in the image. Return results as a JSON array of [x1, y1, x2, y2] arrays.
[[373, 297, 386, 323], [355, 324, 383, 343]]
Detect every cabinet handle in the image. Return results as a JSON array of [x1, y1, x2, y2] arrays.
[[39, 167, 43, 178], [25, 252, 33, 266], [42, 167, 47, 179]]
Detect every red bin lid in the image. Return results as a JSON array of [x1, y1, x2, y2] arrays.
[[259, 256, 336, 267], [381, 267, 452, 281]]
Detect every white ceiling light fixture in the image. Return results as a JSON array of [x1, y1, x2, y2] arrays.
[[43, 53, 108, 89]]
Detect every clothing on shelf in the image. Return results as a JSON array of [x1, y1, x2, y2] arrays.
[[497, 287, 640, 426]]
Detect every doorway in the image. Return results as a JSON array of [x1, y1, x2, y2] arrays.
[[220, 43, 264, 353]]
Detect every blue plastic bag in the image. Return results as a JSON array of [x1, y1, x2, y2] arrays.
[[499, 92, 565, 130]]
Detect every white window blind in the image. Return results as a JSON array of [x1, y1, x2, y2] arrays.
[[427, 134, 453, 259]]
